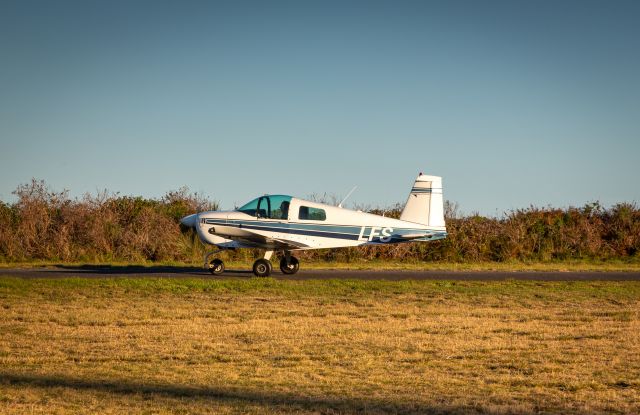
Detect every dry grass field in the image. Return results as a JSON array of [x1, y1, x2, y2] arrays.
[[0, 277, 639, 414]]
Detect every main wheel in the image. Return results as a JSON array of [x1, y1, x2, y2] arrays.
[[253, 259, 272, 277], [208, 258, 225, 275], [280, 256, 300, 275]]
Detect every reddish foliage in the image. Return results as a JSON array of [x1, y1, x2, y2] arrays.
[[0, 180, 638, 263]]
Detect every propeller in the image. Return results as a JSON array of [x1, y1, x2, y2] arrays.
[[180, 213, 198, 228]]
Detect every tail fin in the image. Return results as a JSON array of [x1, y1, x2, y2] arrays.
[[399, 173, 445, 228]]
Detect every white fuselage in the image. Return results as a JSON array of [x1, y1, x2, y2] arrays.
[[191, 197, 447, 250]]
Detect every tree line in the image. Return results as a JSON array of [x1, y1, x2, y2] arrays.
[[1, 179, 638, 263]]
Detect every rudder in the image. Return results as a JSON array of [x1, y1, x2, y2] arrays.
[[399, 173, 445, 228]]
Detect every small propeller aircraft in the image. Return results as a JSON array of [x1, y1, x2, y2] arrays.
[[180, 173, 447, 277]]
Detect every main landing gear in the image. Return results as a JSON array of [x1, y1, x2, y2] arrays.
[[203, 249, 300, 277], [279, 252, 299, 275], [252, 258, 272, 277]]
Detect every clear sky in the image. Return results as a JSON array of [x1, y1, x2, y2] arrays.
[[1, 0, 639, 214]]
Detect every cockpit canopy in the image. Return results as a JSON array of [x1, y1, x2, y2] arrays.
[[237, 195, 292, 219]]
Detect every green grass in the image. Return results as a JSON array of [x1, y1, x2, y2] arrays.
[[2, 276, 640, 298]]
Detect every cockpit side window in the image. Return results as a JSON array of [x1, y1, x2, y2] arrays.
[[268, 195, 291, 220], [298, 206, 326, 221]]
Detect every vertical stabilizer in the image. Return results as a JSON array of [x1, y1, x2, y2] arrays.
[[399, 174, 445, 228]]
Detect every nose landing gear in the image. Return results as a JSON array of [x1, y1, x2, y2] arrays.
[[208, 258, 225, 275], [204, 249, 227, 275]]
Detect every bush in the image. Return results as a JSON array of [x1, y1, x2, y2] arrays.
[[0, 179, 638, 263], [0, 180, 216, 263]]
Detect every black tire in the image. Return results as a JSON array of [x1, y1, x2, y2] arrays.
[[208, 259, 225, 275], [253, 259, 272, 277], [280, 256, 300, 275]]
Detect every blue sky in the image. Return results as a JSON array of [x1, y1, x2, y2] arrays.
[[1, 0, 639, 214]]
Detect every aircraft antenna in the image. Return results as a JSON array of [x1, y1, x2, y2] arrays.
[[338, 186, 357, 208]]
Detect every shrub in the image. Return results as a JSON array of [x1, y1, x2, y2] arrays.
[[0, 179, 638, 263]]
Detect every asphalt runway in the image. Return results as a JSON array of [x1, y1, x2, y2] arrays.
[[1, 266, 639, 281]]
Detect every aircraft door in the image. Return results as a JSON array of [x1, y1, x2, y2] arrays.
[[255, 195, 292, 221], [268, 195, 292, 221]]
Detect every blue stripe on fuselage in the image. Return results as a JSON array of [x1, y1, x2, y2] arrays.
[[203, 219, 446, 243]]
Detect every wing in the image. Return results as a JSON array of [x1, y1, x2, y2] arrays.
[[269, 237, 310, 250], [227, 233, 310, 250]]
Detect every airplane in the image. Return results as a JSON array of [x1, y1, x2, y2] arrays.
[[180, 173, 447, 277]]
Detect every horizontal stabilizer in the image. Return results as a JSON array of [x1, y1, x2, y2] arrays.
[[394, 233, 433, 240]]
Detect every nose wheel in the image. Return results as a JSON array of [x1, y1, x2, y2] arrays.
[[208, 258, 225, 275]]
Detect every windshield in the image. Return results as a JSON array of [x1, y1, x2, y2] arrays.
[[237, 195, 292, 219], [237, 197, 261, 216]]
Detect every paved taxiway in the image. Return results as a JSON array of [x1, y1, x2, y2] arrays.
[[1, 266, 639, 281]]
